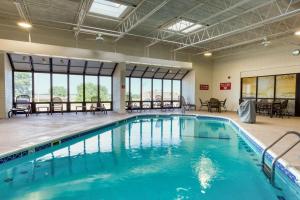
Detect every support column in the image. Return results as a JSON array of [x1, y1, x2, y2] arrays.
[[0, 52, 13, 119], [182, 70, 196, 106], [113, 62, 126, 113]]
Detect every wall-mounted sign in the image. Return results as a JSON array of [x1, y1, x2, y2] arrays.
[[200, 84, 209, 90], [220, 82, 231, 90]]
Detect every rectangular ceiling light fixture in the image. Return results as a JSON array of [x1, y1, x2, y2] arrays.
[[167, 19, 203, 33], [89, 0, 128, 18]]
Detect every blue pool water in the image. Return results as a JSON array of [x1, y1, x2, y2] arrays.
[[0, 116, 299, 200]]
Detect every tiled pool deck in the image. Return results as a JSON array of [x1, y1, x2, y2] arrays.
[[0, 111, 299, 174]]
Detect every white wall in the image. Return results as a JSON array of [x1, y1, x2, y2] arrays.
[[212, 43, 300, 111], [182, 56, 213, 109]]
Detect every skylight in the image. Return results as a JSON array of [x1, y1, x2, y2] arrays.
[[167, 20, 194, 32], [89, 0, 128, 18], [167, 19, 203, 33], [182, 24, 203, 33]]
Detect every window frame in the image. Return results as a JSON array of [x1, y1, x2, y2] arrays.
[[11, 63, 114, 113]]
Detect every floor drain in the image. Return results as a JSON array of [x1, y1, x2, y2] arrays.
[[4, 178, 13, 183]]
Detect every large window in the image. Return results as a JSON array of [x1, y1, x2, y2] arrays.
[[70, 75, 83, 102], [130, 78, 141, 101], [242, 77, 256, 98], [100, 76, 112, 101], [34, 73, 50, 102], [163, 80, 171, 101], [142, 79, 152, 101], [126, 77, 181, 109], [85, 76, 98, 102], [172, 80, 181, 101], [257, 76, 274, 99], [276, 74, 296, 99], [153, 79, 162, 101], [11, 55, 114, 113], [52, 74, 67, 102], [14, 72, 32, 100], [241, 74, 297, 114]]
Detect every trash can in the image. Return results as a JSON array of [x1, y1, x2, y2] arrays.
[[237, 100, 256, 123]]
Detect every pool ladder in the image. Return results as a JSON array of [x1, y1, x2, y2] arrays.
[[261, 131, 300, 186]]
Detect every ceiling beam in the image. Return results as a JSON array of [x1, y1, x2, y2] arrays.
[[98, 62, 104, 76], [162, 70, 170, 79], [152, 67, 160, 79], [13, 0, 31, 23], [67, 59, 71, 74], [29, 56, 34, 72], [174, 0, 300, 51], [74, 0, 93, 38], [83, 61, 88, 75], [181, 71, 189, 80], [7, 53, 15, 71], [171, 69, 180, 80], [146, 0, 251, 48], [194, 18, 300, 55], [129, 66, 137, 77], [145, 0, 208, 47], [111, 63, 118, 76], [141, 67, 149, 78], [115, 0, 171, 42]]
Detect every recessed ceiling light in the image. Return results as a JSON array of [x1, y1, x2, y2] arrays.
[[294, 31, 300, 36], [17, 21, 32, 29], [204, 52, 212, 57]]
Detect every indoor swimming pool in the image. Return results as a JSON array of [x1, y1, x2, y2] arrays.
[[0, 115, 299, 200]]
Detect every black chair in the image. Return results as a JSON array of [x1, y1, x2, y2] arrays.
[[208, 98, 221, 112], [199, 98, 208, 111], [273, 100, 289, 118], [8, 95, 31, 118], [257, 99, 271, 115], [51, 97, 63, 115], [220, 98, 227, 112], [90, 96, 107, 114]]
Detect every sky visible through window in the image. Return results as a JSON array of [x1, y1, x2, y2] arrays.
[[89, 0, 128, 18], [167, 19, 202, 33]]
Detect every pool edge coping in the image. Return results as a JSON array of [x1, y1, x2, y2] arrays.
[[0, 113, 299, 188]]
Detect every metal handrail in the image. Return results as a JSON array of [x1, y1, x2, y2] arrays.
[[261, 131, 300, 185]]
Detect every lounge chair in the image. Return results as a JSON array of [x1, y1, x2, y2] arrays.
[[51, 97, 63, 114], [90, 96, 107, 114], [8, 95, 31, 118], [180, 96, 196, 112]]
